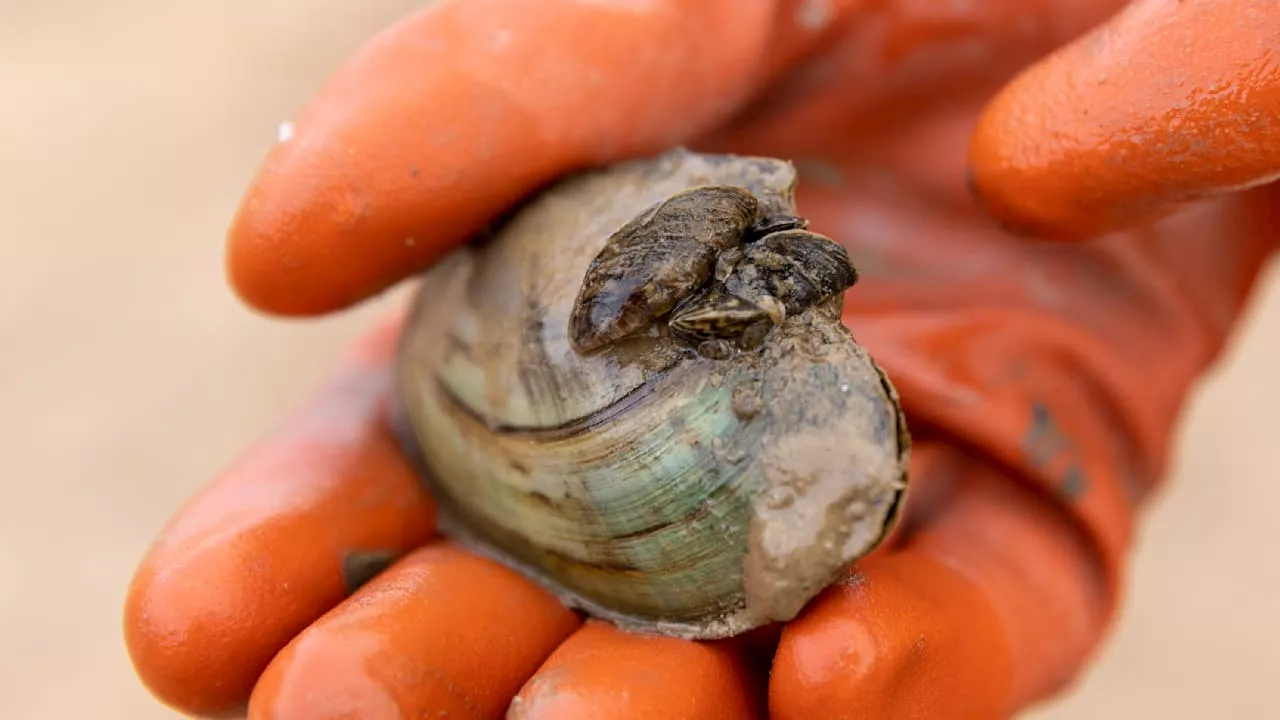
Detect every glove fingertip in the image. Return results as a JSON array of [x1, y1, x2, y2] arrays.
[[225, 0, 778, 317], [511, 620, 765, 720], [968, 0, 1280, 241], [247, 543, 581, 720], [770, 555, 1014, 720]]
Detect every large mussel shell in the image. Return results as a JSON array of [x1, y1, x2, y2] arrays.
[[393, 148, 910, 639]]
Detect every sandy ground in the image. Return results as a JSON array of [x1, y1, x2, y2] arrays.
[[3, 2, 1278, 718]]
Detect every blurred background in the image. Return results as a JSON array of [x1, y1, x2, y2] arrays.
[[3, 1, 1278, 718]]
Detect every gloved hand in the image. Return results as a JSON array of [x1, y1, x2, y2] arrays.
[[123, 1, 1280, 718]]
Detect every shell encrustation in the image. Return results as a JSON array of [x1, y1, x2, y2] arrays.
[[393, 148, 910, 639]]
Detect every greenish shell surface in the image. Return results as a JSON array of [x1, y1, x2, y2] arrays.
[[394, 148, 910, 639]]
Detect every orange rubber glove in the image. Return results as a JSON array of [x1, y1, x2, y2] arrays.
[[123, 1, 1280, 718]]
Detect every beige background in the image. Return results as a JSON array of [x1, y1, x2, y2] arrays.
[[3, 2, 1278, 718]]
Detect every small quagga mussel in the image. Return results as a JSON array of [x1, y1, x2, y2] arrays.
[[568, 183, 857, 360], [393, 148, 910, 639]]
